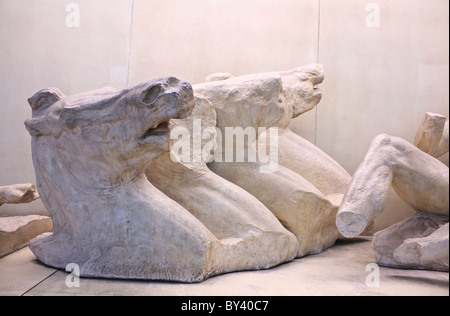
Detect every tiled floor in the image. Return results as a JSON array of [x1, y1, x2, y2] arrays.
[[0, 237, 448, 296]]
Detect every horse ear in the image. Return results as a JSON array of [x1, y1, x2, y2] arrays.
[[28, 88, 65, 112], [25, 88, 65, 137]]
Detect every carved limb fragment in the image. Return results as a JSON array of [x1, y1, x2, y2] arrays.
[[394, 223, 449, 266], [336, 134, 449, 238], [414, 112, 449, 158], [0, 184, 40, 206], [372, 212, 449, 271]]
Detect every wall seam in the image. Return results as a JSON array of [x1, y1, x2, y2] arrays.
[[315, 0, 321, 146], [126, 0, 135, 87]]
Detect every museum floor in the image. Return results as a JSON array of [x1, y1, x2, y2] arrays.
[[0, 237, 448, 296]]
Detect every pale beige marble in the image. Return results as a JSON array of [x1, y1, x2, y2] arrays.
[[270, 64, 352, 198], [0, 184, 39, 206], [194, 65, 342, 257], [394, 222, 449, 266], [337, 113, 449, 271], [205, 72, 234, 82], [0, 184, 46, 258], [26, 77, 299, 282], [414, 112, 449, 158], [147, 95, 298, 272], [0, 215, 53, 258], [374, 213, 448, 271]]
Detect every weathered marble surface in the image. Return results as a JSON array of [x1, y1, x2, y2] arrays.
[[25, 76, 305, 282], [0, 184, 39, 206], [203, 65, 352, 197], [269, 64, 352, 198], [0, 215, 53, 258], [194, 64, 344, 257], [414, 112, 449, 158], [374, 213, 448, 271], [337, 112, 449, 271], [0, 184, 48, 258], [147, 95, 298, 272], [205, 72, 234, 82], [26, 77, 239, 282]]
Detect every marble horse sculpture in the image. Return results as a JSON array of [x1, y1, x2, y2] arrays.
[[194, 64, 350, 257], [25, 64, 388, 281], [146, 94, 298, 273], [24, 77, 297, 282]]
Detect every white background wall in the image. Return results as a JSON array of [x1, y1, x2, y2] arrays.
[[1, 0, 448, 231]]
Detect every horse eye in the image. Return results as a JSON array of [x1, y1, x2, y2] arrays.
[[141, 85, 162, 105]]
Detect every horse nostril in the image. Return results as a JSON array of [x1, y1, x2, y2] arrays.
[[312, 74, 325, 85]]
